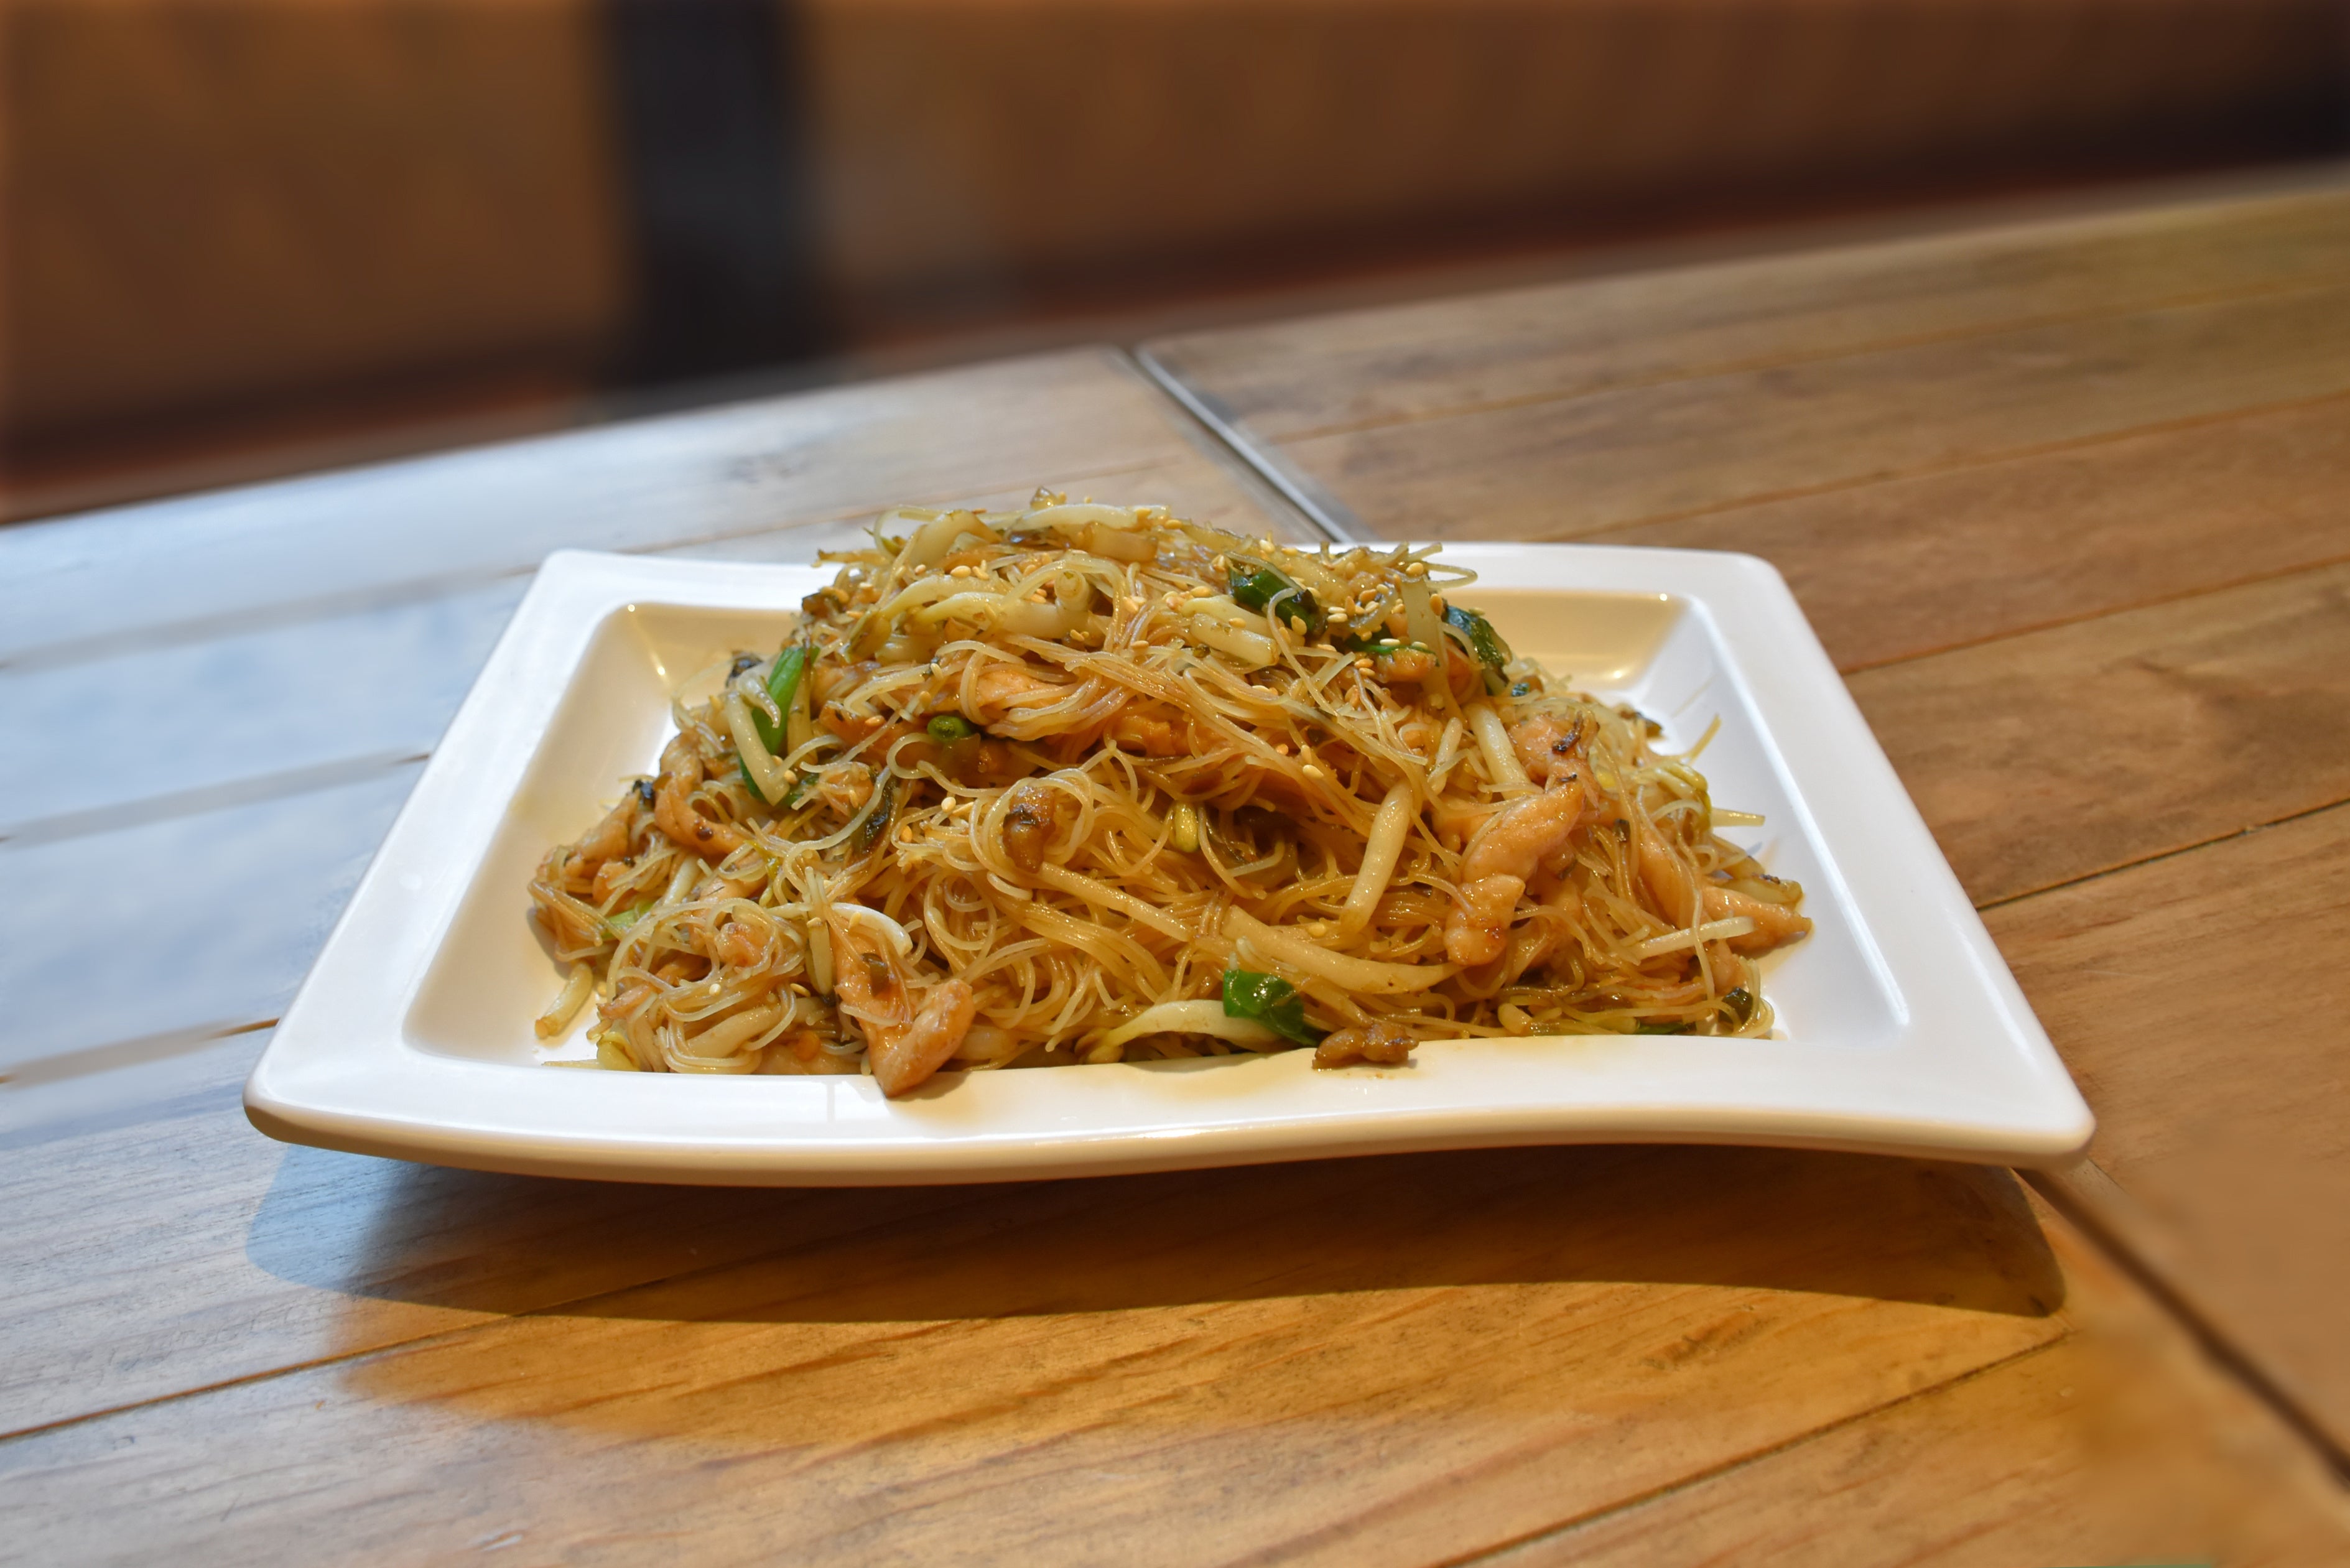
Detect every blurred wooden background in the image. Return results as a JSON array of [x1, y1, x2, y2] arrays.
[[4, 0, 2345, 514]]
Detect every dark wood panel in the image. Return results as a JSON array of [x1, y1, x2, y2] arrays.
[[2, 0, 624, 434]]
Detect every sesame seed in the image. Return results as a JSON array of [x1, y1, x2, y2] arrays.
[[949, 564, 974, 578], [1273, 743, 1291, 756], [1406, 561, 1428, 578], [1302, 763, 1326, 780], [1429, 594, 1447, 615]]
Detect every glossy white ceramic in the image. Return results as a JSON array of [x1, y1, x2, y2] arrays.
[[246, 545, 2092, 1182]]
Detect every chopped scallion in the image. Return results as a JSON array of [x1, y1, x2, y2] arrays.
[[1220, 968, 1324, 1047], [755, 645, 812, 753], [1227, 562, 1319, 632]]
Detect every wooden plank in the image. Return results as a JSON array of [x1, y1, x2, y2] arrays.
[[0, 451, 1281, 842], [1, 1031, 263, 1153], [1481, 1212, 2350, 1567], [0, 763, 422, 1072], [0, 348, 1286, 666], [0, 1146, 2066, 1559], [1143, 193, 2350, 1525], [0, 580, 526, 838], [1988, 802, 2350, 1454], [1847, 562, 2350, 906], [1256, 278, 2350, 543], [0, 356, 1311, 1087], [0, 430, 1316, 1423], [0, 1051, 988, 1436], [1602, 392, 2350, 672], [1146, 185, 2350, 442]]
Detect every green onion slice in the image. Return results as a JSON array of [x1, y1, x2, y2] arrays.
[[1220, 968, 1325, 1047], [755, 646, 812, 754], [1228, 562, 1319, 632], [1442, 603, 1512, 672]]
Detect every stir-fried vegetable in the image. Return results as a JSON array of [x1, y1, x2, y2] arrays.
[[926, 713, 979, 743], [853, 772, 898, 855], [1220, 968, 1324, 1047], [528, 495, 1809, 1096], [1444, 603, 1512, 692], [756, 646, 812, 753], [1228, 561, 1319, 633]]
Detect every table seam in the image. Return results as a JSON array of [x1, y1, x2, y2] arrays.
[[2024, 1164, 2350, 1480]]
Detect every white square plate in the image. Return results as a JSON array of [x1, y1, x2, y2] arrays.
[[246, 545, 2092, 1183]]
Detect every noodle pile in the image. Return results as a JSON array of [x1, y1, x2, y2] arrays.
[[528, 494, 1810, 1094]]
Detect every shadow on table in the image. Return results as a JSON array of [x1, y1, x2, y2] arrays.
[[248, 1141, 2063, 1324]]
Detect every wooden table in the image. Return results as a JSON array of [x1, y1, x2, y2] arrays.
[[1145, 172, 2350, 1465], [6, 202, 2350, 1562]]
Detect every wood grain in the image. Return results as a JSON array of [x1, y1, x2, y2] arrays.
[[0, 579, 524, 836], [0, 1042, 988, 1436], [1484, 1214, 2350, 1567], [16, 193, 2350, 1561], [1604, 391, 2350, 672], [1143, 185, 2350, 1505], [0, 349, 1293, 666], [0, 457, 1286, 839], [0, 1145, 2068, 1562], [0, 351, 1329, 1439], [0, 763, 422, 1072], [1149, 183, 2350, 442], [0, 349, 1311, 1086], [1268, 277, 2350, 542], [1990, 802, 2350, 1452], [1848, 562, 2350, 906]]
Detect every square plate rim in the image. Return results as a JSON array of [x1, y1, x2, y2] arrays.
[[245, 542, 2094, 1184]]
